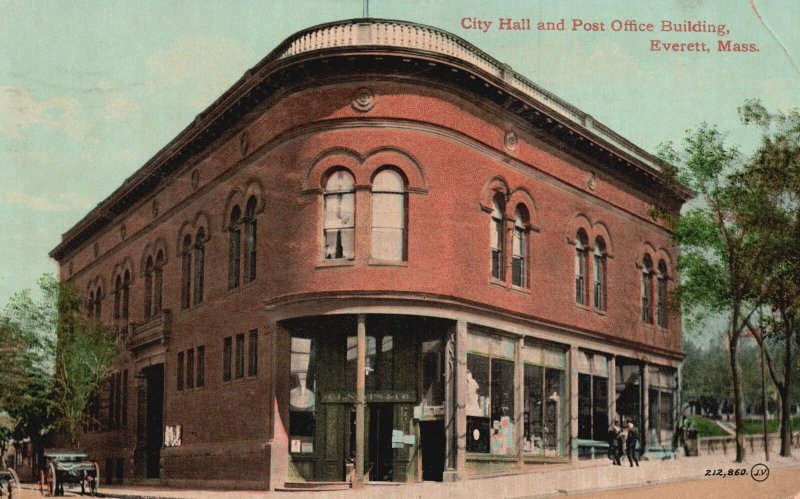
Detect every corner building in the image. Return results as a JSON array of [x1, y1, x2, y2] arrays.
[[50, 19, 691, 489]]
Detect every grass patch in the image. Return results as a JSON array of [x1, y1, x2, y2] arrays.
[[741, 416, 800, 435], [687, 416, 728, 437]]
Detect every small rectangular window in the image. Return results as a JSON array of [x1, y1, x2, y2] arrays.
[[248, 330, 258, 377], [197, 345, 205, 387], [177, 352, 184, 391], [122, 369, 128, 427], [186, 348, 195, 389], [223, 337, 232, 382], [235, 333, 245, 379]]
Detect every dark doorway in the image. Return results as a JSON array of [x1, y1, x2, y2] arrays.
[[139, 364, 164, 479], [367, 404, 394, 481], [419, 421, 444, 481]]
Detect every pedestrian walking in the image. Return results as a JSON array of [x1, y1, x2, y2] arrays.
[[626, 420, 640, 467], [607, 419, 621, 465]]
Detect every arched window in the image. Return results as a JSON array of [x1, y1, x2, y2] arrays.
[[657, 260, 668, 327], [122, 270, 130, 321], [154, 250, 164, 316], [181, 235, 192, 309], [511, 206, 528, 288], [593, 238, 607, 310], [490, 195, 505, 280], [194, 228, 205, 305], [94, 286, 102, 320], [245, 196, 257, 282], [371, 169, 406, 261], [113, 276, 122, 321], [144, 256, 154, 319], [642, 255, 654, 324], [574, 230, 589, 305], [229, 205, 241, 289], [323, 170, 355, 260], [87, 290, 94, 319]]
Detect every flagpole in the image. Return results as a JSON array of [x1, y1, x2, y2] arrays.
[[363, 0, 369, 18]]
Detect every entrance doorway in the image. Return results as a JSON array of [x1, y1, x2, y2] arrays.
[[419, 421, 444, 481], [137, 364, 163, 479], [367, 404, 394, 481]]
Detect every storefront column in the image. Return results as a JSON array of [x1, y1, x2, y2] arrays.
[[266, 320, 289, 490], [608, 356, 616, 422], [642, 362, 650, 455], [354, 314, 367, 488], [515, 337, 524, 467], [443, 325, 457, 482], [569, 345, 579, 463], [455, 320, 467, 478]]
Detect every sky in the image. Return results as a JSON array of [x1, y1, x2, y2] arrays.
[[1, 0, 798, 322]]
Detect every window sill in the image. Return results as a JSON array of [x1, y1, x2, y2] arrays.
[[593, 308, 608, 316], [368, 259, 407, 267], [466, 453, 518, 461], [489, 278, 506, 289], [510, 285, 530, 294], [574, 302, 592, 312], [316, 259, 355, 269]]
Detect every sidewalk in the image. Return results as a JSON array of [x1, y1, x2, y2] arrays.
[[17, 453, 800, 499]]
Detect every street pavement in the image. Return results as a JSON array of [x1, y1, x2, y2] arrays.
[[10, 452, 800, 499]]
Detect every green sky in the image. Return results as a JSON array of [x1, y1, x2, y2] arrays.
[[1, 0, 798, 309]]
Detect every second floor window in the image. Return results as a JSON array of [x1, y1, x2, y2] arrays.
[[642, 255, 654, 324], [154, 250, 164, 316], [657, 260, 668, 328], [245, 197, 257, 282], [593, 238, 607, 310], [223, 336, 232, 382], [144, 256, 154, 319], [229, 206, 241, 289], [193, 228, 205, 305], [490, 196, 505, 280], [371, 169, 406, 261], [323, 170, 355, 260], [181, 235, 192, 309], [575, 230, 589, 305], [511, 206, 528, 288]]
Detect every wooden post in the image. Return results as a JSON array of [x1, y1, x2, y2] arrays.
[[354, 315, 367, 488]]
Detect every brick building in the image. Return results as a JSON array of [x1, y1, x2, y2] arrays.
[[50, 19, 691, 489]]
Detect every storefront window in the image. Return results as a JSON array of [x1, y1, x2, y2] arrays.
[[648, 365, 677, 448], [466, 331, 515, 455], [615, 361, 642, 430], [577, 351, 609, 442], [421, 339, 444, 407], [346, 334, 394, 391], [290, 337, 316, 454], [523, 342, 566, 456]]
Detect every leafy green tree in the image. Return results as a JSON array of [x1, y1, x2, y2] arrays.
[[0, 275, 59, 453], [682, 339, 731, 416], [659, 124, 767, 462], [0, 274, 116, 449], [737, 100, 800, 456]]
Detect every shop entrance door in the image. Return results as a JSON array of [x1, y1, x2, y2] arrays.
[[419, 420, 444, 481], [367, 404, 394, 481]]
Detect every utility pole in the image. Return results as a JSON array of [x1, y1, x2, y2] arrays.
[[759, 312, 769, 461], [363, 0, 369, 17]]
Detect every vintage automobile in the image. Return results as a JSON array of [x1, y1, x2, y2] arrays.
[[0, 468, 19, 497], [39, 450, 99, 497]]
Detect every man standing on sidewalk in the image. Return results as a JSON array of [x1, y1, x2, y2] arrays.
[[626, 420, 640, 467], [607, 419, 622, 465]]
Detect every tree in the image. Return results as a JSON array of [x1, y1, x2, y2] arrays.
[[682, 339, 731, 416], [0, 274, 116, 450], [659, 124, 767, 462], [0, 275, 59, 454], [738, 100, 800, 456]]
